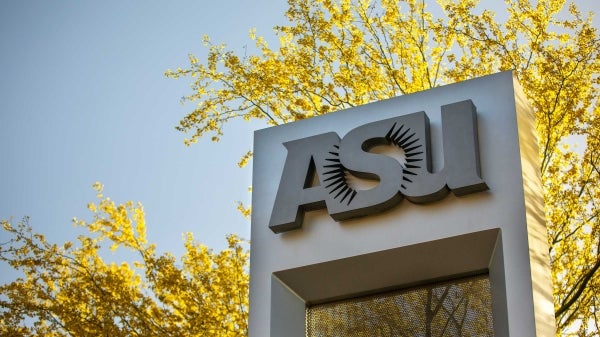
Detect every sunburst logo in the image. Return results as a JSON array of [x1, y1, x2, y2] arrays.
[[323, 123, 424, 206], [269, 100, 488, 233]]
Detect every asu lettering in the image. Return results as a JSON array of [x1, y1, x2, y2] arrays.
[[269, 100, 488, 233]]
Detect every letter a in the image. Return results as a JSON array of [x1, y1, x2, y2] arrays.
[[269, 132, 341, 233]]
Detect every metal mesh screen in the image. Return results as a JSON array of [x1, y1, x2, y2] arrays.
[[306, 274, 494, 337]]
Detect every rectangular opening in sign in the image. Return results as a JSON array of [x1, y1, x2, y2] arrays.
[[306, 274, 494, 337]]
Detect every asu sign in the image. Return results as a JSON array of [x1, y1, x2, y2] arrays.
[[250, 72, 557, 337], [270, 99, 488, 233]]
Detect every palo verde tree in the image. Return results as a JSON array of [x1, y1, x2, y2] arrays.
[[164, 0, 599, 335], [0, 183, 249, 337], [1, 0, 599, 336]]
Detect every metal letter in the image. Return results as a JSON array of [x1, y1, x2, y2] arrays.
[[269, 132, 341, 233], [440, 100, 488, 195], [402, 100, 488, 201]]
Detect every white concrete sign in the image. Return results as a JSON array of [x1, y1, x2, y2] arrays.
[[250, 71, 555, 336]]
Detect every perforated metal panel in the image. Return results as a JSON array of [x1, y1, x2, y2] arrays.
[[306, 274, 494, 337]]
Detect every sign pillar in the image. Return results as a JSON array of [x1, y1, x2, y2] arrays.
[[250, 71, 556, 336]]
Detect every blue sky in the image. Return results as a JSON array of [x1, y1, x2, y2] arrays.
[[0, 0, 286, 264], [1, 0, 598, 276]]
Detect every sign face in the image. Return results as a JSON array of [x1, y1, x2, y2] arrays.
[[250, 72, 556, 337], [270, 99, 488, 233]]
